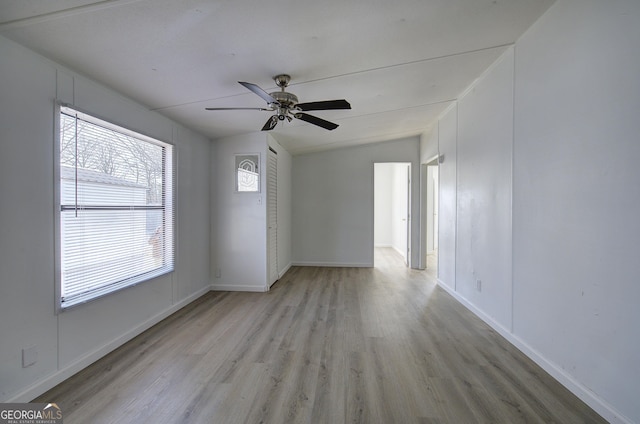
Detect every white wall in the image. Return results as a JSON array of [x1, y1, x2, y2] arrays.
[[456, 47, 514, 330], [211, 132, 268, 291], [512, 0, 640, 422], [293, 137, 420, 267], [0, 35, 211, 402], [374, 164, 393, 247], [426, 164, 438, 253], [428, 1, 640, 422], [420, 127, 438, 164], [437, 106, 457, 289]]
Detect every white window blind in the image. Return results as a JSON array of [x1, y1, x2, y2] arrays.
[[58, 106, 174, 309]]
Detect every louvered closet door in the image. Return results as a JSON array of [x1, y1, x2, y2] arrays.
[[267, 148, 278, 286]]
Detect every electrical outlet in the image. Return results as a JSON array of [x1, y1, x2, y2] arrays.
[[215, 268, 221, 278], [476, 279, 482, 292], [22, 346, 38, 368]]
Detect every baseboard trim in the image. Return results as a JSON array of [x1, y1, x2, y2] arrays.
[[9, 284, 213, 403], [436, 279, 630, 424], [391, 246, 406, 258], [211, 284, 267, 292], [291, 261, 373, 268], [278, 262, 292, 278]]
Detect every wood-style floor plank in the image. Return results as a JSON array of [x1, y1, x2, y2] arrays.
[[35, 248, 606, 423]]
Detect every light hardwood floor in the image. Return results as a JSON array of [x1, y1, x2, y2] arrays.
[[36, 248, 606, 423]]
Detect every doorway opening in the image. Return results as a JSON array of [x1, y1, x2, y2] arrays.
[[420, 159, 439, 274], [374, 162, 411, 268]]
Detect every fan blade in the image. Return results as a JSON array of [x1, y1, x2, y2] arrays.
[[261, 115, 279, 131], [294, 113, 339, 130], [295, 99, 351, 111], [205, 107, 272, 111], [239, 81, 279, 105]]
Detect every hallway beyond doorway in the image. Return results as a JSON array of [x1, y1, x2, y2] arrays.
[[374, 163, 411, 267]]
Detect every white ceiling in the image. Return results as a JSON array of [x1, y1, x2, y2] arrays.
[[0, 0, 554, 155]]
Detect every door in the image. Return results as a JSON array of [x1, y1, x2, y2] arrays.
[[405, 164, 411, 266], [267, 147, 278, 286]]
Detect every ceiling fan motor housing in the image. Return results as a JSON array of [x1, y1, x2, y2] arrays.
[[270, 91, 298, 120], [270, 91, 298, 108]]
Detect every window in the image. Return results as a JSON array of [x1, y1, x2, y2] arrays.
[[57, 106, 174, 309], [235, 154, 260, 192]]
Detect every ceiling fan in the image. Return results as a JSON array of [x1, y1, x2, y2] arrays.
[[205, 74, 351, 131]]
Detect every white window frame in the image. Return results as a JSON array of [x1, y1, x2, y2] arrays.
[[55, 104, 175, 311]]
